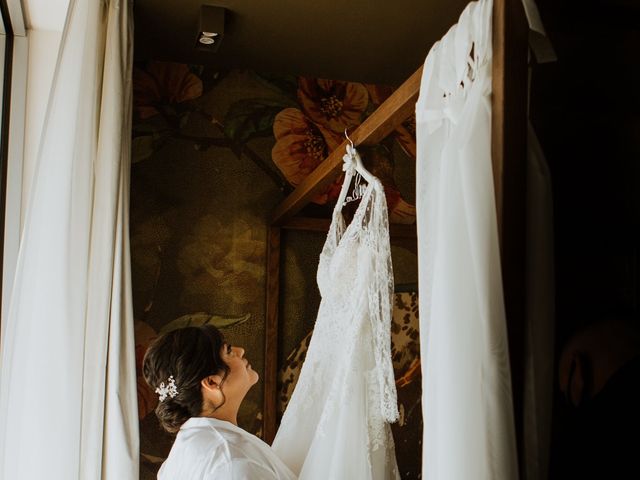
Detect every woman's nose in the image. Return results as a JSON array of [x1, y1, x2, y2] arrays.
[[235, 346, 245, 357]]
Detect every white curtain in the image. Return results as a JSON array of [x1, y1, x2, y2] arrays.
[[416, 1, 518, 479], [0, 1, 138, 479]]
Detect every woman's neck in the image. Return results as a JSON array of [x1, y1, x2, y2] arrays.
[[203, 400, 240, 426]]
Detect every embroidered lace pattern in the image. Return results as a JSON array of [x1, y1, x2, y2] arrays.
[[272, 176, 399, 479]]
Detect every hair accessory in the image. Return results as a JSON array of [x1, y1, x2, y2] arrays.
[[342, 143, 358, 176], [155, 375, 179, 402]]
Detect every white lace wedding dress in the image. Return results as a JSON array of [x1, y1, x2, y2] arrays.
[[272, 169, 400, 480]]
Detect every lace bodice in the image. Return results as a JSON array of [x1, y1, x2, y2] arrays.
[[273, 174, 399, 480], [316, 177, 399, 423]]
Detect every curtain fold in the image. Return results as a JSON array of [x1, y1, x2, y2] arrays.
[[416, 1, 519, 479], [0, 1, 138, 478]]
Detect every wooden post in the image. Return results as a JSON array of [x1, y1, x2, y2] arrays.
[[263, 226, 281, 444], [492, 0, 529, 474]]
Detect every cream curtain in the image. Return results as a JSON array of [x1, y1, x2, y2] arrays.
[[0, 1, 138, 478], [416, 1, 519, 478]]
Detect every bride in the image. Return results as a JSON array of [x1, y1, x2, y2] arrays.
[[144, 145, 398, 479], [143, 325, 296, 479]]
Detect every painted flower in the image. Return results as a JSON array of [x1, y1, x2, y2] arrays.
[[395, 115, 417, 159], [272, 108, 343, 204], [364, 146, 416, 224], [133, 62, 203, 119], [365, 84, 417, 159], [364, 83, 394, 107], [297, 78, 369, 133], [177, 216, 264, 310]]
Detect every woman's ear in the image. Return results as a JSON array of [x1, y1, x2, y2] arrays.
[[201, 374, 224, 394]]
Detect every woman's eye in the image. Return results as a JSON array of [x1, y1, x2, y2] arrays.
[[226, 344, 232, 354]]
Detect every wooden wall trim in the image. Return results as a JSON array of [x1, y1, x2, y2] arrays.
[[492, 0, 529, 474]]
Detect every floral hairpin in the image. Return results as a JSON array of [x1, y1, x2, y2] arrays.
[[342, 143, 367, 205], [155, 375, 179, 402], [342, 142, 358, 176]]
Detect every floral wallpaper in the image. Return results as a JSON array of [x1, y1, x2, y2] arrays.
[[131, 61, 420, 479]]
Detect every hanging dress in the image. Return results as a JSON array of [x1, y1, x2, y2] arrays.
[[272, 168, 400, 480], [416, 1, 518, 479]]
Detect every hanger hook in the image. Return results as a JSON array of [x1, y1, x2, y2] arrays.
[[344, 128, 354, 148]]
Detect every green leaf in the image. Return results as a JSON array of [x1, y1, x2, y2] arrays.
[[132, 136, 155, 163], [223, 98, 296, 144], [159, 312, 251, 334]]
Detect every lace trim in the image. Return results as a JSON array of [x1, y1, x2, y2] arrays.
[[277, 175, 399, 476], [363, 182, 400, 423], [316, 179, 399, 425]]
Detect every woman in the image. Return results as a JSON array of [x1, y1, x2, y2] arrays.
[[143, 325, 296, 479]]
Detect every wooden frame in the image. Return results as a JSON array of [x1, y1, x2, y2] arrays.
[[263, 0, 528, 474], [491, 0, 528, 469]]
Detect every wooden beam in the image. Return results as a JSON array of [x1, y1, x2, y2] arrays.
[[271, 66, 423, 226], [492, 0, 529, 474], [263, 226, 281, 444]]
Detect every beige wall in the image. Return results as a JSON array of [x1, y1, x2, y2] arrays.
[[22, 0, 69, 31]]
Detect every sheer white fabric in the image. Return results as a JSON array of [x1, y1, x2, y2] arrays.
[[416, 1, 518, 479], [159, 417, 296, 480], [273, 175, 399, 480], [0, 1, 138, 479]]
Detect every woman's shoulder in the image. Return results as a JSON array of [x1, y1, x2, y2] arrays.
[[218, 427, 297, 479], [168, 417, 296, 479], [159, 419, 235, 478], [171, 418, 230, 455], [178, 417, 259, 457]]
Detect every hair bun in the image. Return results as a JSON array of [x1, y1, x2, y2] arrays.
[[142, 325, 229, 433], [155, 399, 191, 434]]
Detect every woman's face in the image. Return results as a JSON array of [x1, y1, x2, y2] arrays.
[[219, 342, 259, 399]]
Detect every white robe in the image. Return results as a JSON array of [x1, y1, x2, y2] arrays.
[[158, 417, 297, 479]]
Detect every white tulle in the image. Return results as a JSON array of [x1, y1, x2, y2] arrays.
[[416, 1, 519, 479], [273, 174, 399, 480]]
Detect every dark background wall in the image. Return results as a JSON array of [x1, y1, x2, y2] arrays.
[[532, 0, 640, 337], [130, 64, 421, 479], [531, 1, 640, 477]]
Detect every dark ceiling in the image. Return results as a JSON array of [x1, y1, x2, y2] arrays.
[[134, 0, 470, 84]]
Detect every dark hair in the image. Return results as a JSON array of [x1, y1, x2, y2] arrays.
[[142, 325, 230, 433]]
